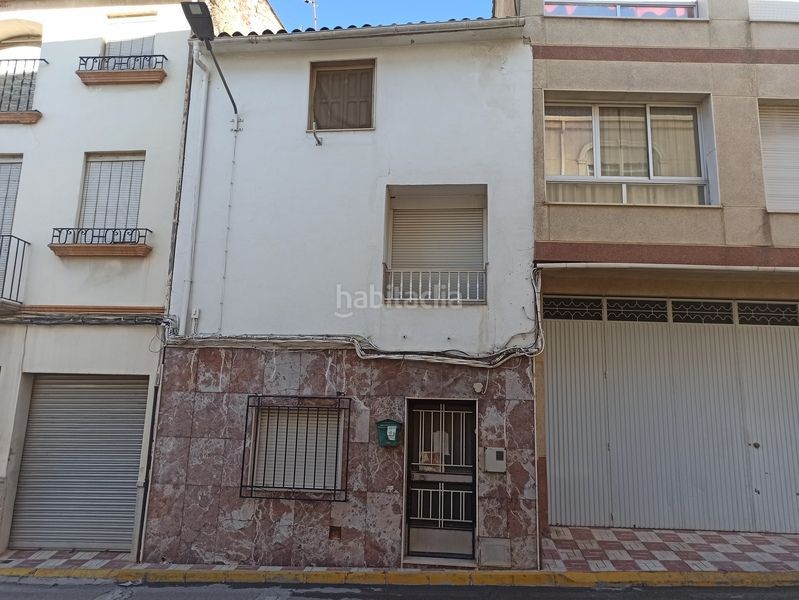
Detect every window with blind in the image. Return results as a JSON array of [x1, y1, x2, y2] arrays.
[[386, 187, 487, 303], [242, 396, 350, 501], [309, 60, 374, 131], [0, 160, 21, 237], [78, 154, 144, 231], [545, 103, 708, 206], [759, 106, 799, 213], [105, 35, 154, 57]]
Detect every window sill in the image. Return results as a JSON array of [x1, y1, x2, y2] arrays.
[[306, 127, 375, 133], [76, 69, 166, 86], [48, 243, 152, 257], [543, 201, 721, 208], [0, 111, 42, 124]]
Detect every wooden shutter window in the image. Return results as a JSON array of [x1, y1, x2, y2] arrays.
[[760, 106, 799, 213], [79, 155, 144, 230], [310, 62, 374, 130], [390, 207, 485, 271]]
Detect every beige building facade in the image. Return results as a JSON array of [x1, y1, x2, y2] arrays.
[[496, 0, 799, 535]]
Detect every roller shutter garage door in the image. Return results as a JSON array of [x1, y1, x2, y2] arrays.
[[545, 297, 799, 533], [9, 376, 148, 551]]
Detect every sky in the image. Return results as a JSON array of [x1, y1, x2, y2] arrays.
[[268, 0, 492, 31]]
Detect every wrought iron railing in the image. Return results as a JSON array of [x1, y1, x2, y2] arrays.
[[544, 0, 698, 18], [77, 55, 167, 72], [384, 267, 487, 303], [1, 58, 47, 112], [50, 227, 152, 245], [0, 235, 29, 304]]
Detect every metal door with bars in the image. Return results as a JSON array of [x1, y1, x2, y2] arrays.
[[406, 400, 476, 559]]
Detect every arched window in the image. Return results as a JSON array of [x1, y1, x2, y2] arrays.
[[0, 20, 43, 113]]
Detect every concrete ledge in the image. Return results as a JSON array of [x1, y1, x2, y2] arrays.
[[76, 69, 166, 85], [2, 566, 799, 587]]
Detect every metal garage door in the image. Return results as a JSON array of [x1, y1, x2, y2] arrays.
[[545, 297, 799, 533], [9, 376, 148, 551]]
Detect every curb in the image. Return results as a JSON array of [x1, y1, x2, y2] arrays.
[[1, 566, 799, 587]]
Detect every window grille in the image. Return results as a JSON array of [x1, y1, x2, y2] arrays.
[[79, 155, 144, 230], [542, 296, 799, 327], [738, 303, 799, 327], [607, 298, 668, 322], [309, 61, 374, 130], [543, 296, 603, 321], [241, 396, 350, 501], [672, 300, 734, 325]]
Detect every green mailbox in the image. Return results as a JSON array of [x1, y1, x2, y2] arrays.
[[377, 419, 403, 448]]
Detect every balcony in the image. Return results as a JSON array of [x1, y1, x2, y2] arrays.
[[384, 267, 487, 304], [0, 235, 30, 313], [0, 58, 46, 124], [76, 55, 168, 86], [544, 0, 698, 18], [48, 228, 153, 257]]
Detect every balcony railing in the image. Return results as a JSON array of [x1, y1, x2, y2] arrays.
[[78, 55, 167, 72], [1, 58, 47, 112], [1, 235, 30, 304], [384, 268, 487, 304], [544, 0, 698, 18], [51, 227, 152, 246]]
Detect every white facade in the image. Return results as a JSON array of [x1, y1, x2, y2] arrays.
[[0, 2, 190, 554], [173, 22, 535, 356]]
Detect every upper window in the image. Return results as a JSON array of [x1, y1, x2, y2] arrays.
[[545, 103, 707, 205], [385, 185, 487, 304], [79, 154, 144, 231], [544, 1, 698, 18], [760, 106, 799, 213], [309, 60, 374, 131]]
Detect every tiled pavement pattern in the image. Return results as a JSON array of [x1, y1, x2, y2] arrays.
[[543, 526, 799, 573], [3, 527, 799, 575]]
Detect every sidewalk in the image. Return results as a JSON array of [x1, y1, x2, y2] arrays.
[[5, 526, 799, 588]]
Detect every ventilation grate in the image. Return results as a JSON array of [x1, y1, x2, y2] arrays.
[[671, 300, 734, 325], [607, 298, 668, 323], [543, 297, 603, 321], [738, 303, 799, 327]]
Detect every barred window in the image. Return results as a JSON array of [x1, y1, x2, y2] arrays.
[[79, 154, 144, 230], [242, 396, 350, 501], [309, 60, 374, 131]]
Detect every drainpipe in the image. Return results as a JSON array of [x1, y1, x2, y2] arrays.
[[179, 43, 211, 336]]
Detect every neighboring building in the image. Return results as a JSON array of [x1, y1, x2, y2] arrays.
[[0, 1, 280, 558], [494, 0, 799, 535], [144, 19, 538, 568]]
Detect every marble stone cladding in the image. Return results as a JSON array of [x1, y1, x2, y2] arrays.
[[144, 347, 537, 569]]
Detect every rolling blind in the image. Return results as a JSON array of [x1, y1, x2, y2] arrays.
[[760, 106, 799, 213], [9, 376, 148, 551], [253, 407, 343, 491], [105, 35, 155, 57], [749, 0, 799, 22], [79, 156, 144, 229], [390, 208, 485, 270], [0, 161, 21, 236]]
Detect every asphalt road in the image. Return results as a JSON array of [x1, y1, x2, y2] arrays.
[[2, 581, 799, 600]]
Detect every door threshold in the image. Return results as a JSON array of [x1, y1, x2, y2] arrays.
[[403, 556, 477, 569]]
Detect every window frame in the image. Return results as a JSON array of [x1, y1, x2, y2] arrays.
[[241, 395, 351, 502], [543, 0, 700, 19], [307, 59, 376, 133], [77, 152, 146, 230], [544, 101, 710, 205]]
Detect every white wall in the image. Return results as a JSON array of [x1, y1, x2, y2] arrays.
[[0, 3, 189, 308], [174, 33, 534, 354]]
